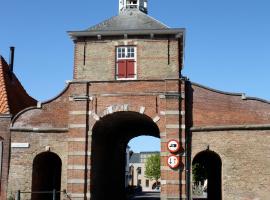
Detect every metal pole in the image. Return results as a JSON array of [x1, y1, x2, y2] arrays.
[[16, 190, 20, 200], [52, 189, 56, 200]]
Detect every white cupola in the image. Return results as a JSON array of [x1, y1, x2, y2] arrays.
[[119, 0, 148, 14]]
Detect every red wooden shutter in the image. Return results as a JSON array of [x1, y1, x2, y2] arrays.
[[127, 59, 135, 78], [117, 60, 127, 78]]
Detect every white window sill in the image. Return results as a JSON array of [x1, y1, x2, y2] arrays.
[[116, 77, 137, 81]]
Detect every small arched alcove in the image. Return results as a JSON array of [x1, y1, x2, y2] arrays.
[[91, 111, 160, 200], [192, 150, 222, 200], [31, 152, 62, 200]]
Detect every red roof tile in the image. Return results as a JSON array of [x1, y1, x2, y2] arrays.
[[0, 56, 36, 115], [0, 57, 11, 114]]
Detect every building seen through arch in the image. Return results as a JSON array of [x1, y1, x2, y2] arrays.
[[0, 0, 269, 200], [128, 151, 161, 192]]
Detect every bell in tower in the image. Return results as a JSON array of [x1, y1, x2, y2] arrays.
[[119, 0, 148, 14]]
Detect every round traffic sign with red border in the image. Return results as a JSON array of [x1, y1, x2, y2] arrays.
[[167, 155, 180, 169], [167, 139, 180, 153]]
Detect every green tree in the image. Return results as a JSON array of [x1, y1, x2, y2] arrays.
[[145, 154, 161, 186], [192, 163, 207, 185]]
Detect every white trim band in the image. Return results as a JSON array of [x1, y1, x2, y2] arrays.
[[11, 143, 29, 148], [165, 110, 180, 115], [67, 179, 90, 184], [70, 193, 90, 198], [68, 138, 86, 142], [68, 151, 91, 156], [68, 165, 91, 170], [166, 124, 180, 129], [69, 124, 86, 128]]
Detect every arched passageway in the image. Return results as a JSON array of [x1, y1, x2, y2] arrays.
[[91, 111, 160, 200], [31, 152, 62, 200], [192, 150, 222, 200]]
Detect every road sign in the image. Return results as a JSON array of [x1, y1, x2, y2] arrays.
[[167, 155, 180, 169], [167, 139, 180, 153]]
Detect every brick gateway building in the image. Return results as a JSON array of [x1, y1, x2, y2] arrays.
[[0, 0, 270, 200]]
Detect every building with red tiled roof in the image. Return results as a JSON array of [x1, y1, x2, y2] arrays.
[[0, 56, 36, 115], [0, 57, 11, 114], [0, 54, 36, 200]]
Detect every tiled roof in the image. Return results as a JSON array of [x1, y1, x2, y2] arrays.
[[130, 153, 141, 163], [129, 151, 160, 163], [87, 9, 168, 31], [0, 57, 11, 114], [0, 56, 36, 115]]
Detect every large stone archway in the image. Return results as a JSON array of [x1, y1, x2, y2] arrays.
[[90, 111, 160, 199]]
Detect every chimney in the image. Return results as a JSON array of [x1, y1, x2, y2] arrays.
[[9, 46, 15, 74]]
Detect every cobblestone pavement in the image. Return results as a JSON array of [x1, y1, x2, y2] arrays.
[[130, 192, 160, 200]]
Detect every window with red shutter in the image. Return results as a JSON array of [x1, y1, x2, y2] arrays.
[[116, 47, 136, 79]]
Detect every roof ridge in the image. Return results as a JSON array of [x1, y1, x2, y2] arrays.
[[138, 10, 169, 29], [86, 15, 118, 31], [85, 10, 169, 32], [0, 56, 10, 114]]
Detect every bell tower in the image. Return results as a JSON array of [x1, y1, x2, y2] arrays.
[[119, 0, 148, 14]]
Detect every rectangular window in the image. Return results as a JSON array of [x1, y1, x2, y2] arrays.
[[116, 46, 136, 80], [137, 167, 141, 175], [146, 179, 149, 187], [138, 179, 141, 186]]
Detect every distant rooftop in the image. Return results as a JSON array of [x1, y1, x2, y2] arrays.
[[130, 153, 140, 163], [130, 151, 160, 163]]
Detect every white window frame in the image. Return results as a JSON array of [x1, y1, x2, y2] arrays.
[[116, 46, 137, 80]]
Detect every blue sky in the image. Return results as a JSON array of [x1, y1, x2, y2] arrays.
[[1, 0, 270, 152]]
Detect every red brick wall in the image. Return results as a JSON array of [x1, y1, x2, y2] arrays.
[[74, 38, 180, 81], [8, 78, 270, 200], [0, 116, 11, 200], [10, 80, 185, 200], [12, 84, 70, 129], [0, 56, 36, 200], [187, 81, 270, 200], [190, 82, 270, 126]]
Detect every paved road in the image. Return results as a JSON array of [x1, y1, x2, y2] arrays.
[[130, 192, 160, 200]]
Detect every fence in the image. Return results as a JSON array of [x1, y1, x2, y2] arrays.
[[15, 189, 70, 200]]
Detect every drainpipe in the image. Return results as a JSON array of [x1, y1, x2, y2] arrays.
[[185, 79, 191, 200]]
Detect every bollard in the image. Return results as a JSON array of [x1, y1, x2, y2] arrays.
[[52, 189, 56, 200], [16, 190, 20, 200]]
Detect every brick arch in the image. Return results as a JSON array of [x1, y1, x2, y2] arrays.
[[89, 104, 161, 130], [31, 151, 62, 200], [192, 149, 222, 200], [90, 111, 160, 200]]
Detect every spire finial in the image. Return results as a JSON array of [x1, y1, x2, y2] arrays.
[[119, 0, 148, 14]]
